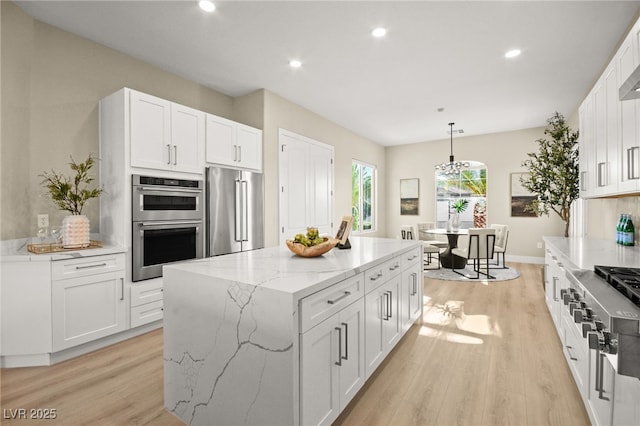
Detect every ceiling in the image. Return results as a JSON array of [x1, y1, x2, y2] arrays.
[[15, 0, 640, 146]]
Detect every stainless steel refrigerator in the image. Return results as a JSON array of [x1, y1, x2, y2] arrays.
[[206, 166, 265, 256]]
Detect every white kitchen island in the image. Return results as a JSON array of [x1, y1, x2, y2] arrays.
[[163, 236, 423, 426]]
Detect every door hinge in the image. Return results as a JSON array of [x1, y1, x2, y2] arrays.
[[282, 226, 285, 233], [281, 186, 284, 193], [281, 144, 285, 152]]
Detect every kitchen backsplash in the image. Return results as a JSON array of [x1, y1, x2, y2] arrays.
[[585, 196, 640, 244]]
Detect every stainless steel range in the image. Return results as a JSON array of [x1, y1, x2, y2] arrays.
[[565, 266, 640, 380]]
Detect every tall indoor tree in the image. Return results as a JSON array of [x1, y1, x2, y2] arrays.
[[521, 112, 579, 237]]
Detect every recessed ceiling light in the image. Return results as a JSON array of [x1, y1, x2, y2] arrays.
[[198, 0, 215, 12], [505, 49, 521, 58], [372, 28, 387, 38], [289, 60, 302, 68]]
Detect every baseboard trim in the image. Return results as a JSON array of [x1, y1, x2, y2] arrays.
[[506, 255, 544, 264]]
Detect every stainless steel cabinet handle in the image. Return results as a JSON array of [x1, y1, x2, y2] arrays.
[[382, 293, 390, 321], [597, 162, 607, 187], [75, 262, 107, 270], [566, 345, 578, 361], [238, 146, 242, 163], [387, 290, 393, 318], [342, 322, 348, 361], [120, 278, 124, 301], [553, 277, 559, 302], [173, 145, 178, 165], [167, 144, 172, 165], [370, 271, 383, 281], [628, 146, 640, 180], [335, 326, 342, 366], [327, 291, 351, 305], [598, 353, 610, 401], [580, 171, 587, 190]]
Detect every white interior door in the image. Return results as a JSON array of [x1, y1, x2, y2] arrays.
[[279, 129, 334, 244]]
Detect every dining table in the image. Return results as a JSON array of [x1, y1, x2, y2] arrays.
[[425, 228, 468, 269]]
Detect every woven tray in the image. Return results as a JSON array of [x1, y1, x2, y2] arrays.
[[27, 240, 103, 254]]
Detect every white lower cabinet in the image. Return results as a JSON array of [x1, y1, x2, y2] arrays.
[[364, 274, 401, 377], [613, 370, 640, 425], [300, 298, 365, 426], [51, 254, 127, 352], [588, 351, 614, 426], [130, 279, 164, 327], [562, 313, 589, 394], [400, 253, 422, 333]]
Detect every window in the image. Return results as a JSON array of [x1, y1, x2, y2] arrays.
[[352, 161, 376, 232], [435, 161, 487, 229]]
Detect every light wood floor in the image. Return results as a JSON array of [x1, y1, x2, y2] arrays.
[[1, 263, 589, 426]]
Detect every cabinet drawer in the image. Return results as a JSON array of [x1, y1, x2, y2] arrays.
[[364, 255, 402, 294], [300, 273, 364, 333], [52, 254, 125, 281], [401, 247, 421, 269], [131, 280, 164, 307], [131, 300, 163, 328]]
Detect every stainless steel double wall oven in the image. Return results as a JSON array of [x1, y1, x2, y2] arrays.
[[131, 175, 204, 281]]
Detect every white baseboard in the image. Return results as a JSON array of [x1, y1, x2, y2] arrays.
[[506, 255, 544, 264]]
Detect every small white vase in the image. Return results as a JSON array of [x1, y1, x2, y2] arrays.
[[61, 214, 90, 248], [451, 212, 461, 231]]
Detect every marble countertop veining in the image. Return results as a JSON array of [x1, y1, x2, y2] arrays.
[[543, 236, 640, 271], [164, 236, 421, 299]]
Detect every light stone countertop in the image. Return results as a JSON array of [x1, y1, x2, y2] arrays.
[[164, 236, 420, 299], [0, 237, 126, 262], [543, 236, 640, 271]]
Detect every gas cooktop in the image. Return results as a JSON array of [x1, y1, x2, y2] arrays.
[[594, 265, 640, 307]]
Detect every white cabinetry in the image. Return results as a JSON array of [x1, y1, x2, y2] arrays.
[[129, 90, 204, 174], [613, 371, 640, 425], [130, 279, 164, 328], [364, 262, 402, 377], [581, 60, 619, 197], [205, 114, 262, 171], [300, 299, 365, 426], [52, 254, 127, 351], [400, 248, 422, 333], [618, 25, 640, 194], [588, 351, 614, 426], [544, 248, 566, 330], [579, 15, 640, 198]]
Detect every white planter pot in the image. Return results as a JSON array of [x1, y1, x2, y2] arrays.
[[62, 214, 90, 248]]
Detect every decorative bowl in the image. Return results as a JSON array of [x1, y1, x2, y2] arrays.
[[286, 237, 339, 258]]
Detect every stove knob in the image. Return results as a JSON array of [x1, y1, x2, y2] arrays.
[[594, 320, 604, 331], [585, 307, 594, 319], [582, 322, 594, 338], [569, 302, 578, 314], [579, 301, 587, 309], [574, 309, 583, 323], [587, 331, 600, 350]]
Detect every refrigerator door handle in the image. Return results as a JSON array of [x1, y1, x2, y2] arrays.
[[242, 180, 249, 241], [235, 179, 242, 242]]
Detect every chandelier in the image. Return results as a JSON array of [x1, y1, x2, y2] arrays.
[[435, 122, 469, 176]]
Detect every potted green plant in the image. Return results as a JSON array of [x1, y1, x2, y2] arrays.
[[448, 198, 468, 231], [40, 154, 103, 248]]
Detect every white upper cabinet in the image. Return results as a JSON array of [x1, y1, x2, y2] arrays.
[[205, 114, 262, 171], [130, 91, 172, 171], [129, 90, 204, 174], [618, 26, 640, 194]]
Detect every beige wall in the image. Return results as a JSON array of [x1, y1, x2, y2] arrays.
[[585, 197, 640, 242], [386, 127, 566, 259], [262, 90, 387, 247], [1, 1, 233, 240]]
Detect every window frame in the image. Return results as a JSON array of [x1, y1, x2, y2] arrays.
[[352, 160, 377, 234], [435, 161, 487, 230]]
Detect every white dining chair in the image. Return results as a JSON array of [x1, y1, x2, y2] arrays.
[[451, 228, 496, 279], [490, 224, 509, 268], [401, 225, 441, 269]]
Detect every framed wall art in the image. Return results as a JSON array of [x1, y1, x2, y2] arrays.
[[400, 178, 419, 215], [510, 172, 538, 217]]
